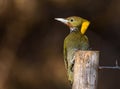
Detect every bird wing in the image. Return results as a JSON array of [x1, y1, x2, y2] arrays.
[[80, 35, 89, 50], [63, 41, 68, 70]]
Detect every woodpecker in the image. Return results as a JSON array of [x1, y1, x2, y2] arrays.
[[55, 16, 90, 84]]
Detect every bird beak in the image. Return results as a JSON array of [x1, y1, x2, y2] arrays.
[[55, 18, 68, 24]]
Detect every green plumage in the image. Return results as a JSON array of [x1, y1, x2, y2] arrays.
[[55, 16, 90, 85], [64, 29, 89, 84]]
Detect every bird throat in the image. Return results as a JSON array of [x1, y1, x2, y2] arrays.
[[70, 27, 79, 33]]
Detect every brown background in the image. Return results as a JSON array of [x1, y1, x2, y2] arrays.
[[0, 0, 119, 89]]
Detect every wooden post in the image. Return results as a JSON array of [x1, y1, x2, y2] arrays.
[[72, 51, 99, 89]]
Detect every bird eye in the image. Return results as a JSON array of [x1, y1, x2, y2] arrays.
[[70, 19, 74, 22]]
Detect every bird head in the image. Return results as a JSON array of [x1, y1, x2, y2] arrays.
[[55, 16, 90, 34]]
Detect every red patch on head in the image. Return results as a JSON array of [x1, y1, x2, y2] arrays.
[[67, 22, 73, 27]]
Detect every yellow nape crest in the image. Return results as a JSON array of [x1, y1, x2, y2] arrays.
[[81, 19, 90, 34]]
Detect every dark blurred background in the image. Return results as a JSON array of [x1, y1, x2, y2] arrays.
[[0, 0, 119, 89]]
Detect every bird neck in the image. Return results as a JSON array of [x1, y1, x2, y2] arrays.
[[70, 26, 81, 33]]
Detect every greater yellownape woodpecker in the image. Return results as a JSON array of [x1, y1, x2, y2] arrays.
[[55, 16, 90, 84]]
